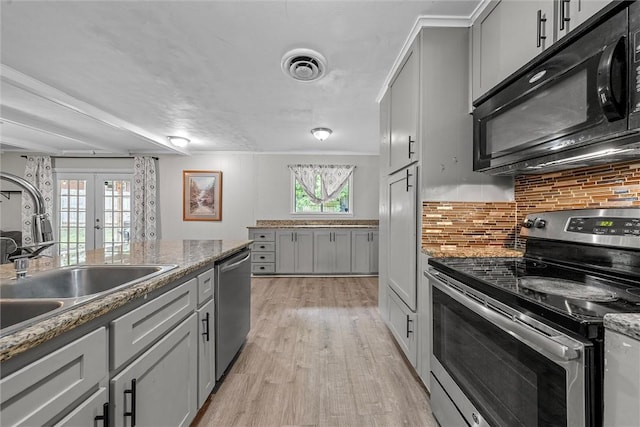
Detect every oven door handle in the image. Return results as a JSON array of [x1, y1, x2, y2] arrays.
[[429, 274, 583, 362]]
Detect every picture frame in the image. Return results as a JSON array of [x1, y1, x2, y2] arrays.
[[183, 170, 222, 221]]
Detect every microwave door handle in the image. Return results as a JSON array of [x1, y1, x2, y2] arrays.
[[597, 36, 627, 121]]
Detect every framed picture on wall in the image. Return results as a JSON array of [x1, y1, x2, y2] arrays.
[[183, 170, 222, 221]]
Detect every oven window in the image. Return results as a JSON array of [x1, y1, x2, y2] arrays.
[[485, 69, 588, 155], [433, 288, 567, 427]]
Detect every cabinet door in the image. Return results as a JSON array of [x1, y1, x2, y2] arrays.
[[197, 299, 216, 407], [0, 327, 107, 426], [558, 0, 611, 40], [604, 329, 640, 426], [387, 165, 417, 311], [389, 39, 418, 172], [275, 231, 296, 273], [387, 288, 417, 367], [111, 314, 198, 427], [369, 231, 379, 274], [294, 230, 314, 273], [351, 230, 372, 274], [313, 230, 333, 273], [472, 0, 554, 100], [54, 387, 109, 427], [333, 230, 351, 273]]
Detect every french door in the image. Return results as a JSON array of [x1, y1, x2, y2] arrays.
[[56, 173, 133, 262]]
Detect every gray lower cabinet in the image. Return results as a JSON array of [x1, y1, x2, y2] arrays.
[[111, 313, 199, 427], [197, 299, 216, 407], [313, 229, 351, 274], [54, 387, 109, 427], [0, 327, 108, 426], [275, 230, 314, 273], [387, 288, 417, 368], [351, 230, 379, 274]]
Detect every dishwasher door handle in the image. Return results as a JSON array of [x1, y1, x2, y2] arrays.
[[220, 252, 251, 273]]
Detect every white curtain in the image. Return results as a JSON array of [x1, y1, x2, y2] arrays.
[[21, 156, 54, 254], [288, 164, 354, 203], [132, 156, 158, 241]]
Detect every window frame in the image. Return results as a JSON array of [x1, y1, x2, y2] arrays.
[[290, 170, 354, 216]]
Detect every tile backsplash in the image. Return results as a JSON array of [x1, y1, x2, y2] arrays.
[[422, 161, 640, 250]]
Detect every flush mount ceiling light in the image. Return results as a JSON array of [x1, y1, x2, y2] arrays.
[[311, 127, 332, 141], [282, 48, 327, 82], [167, 136, 190, 147]]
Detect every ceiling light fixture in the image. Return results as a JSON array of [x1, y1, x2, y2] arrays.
[[311, 128, 332, 141], [167, 136, 190, 147]]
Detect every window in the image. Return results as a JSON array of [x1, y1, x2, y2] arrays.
[[292, 171, 353, 214]]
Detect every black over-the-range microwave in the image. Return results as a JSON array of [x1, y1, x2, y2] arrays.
[[473, 1, 640, 175]]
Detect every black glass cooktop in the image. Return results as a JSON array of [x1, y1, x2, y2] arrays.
[[430, 257, 640, 324]]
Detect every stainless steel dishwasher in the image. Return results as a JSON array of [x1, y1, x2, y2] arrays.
[[215, 248, 251, 380]]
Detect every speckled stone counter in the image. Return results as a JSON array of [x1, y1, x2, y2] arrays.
[[422, 246, 524, 258], [248, 219, 378, 229], [0, 239, 251, 362], [604, 313, 640, 341]]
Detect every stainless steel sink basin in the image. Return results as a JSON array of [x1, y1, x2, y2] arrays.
[[0, 300, 64, 329], [0, 265, 176, 299]]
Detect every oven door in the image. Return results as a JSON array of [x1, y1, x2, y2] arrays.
[[429, 270, 591, 427], [472, 6, 630, 174]]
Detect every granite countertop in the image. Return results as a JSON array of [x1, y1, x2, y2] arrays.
[[248, 219, 379, 229], [604, 313, 640, 341], [422, 246, 524, 258], [0, 239, 251, 362]]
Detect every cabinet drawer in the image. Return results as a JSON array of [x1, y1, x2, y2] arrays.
[[249, 230, 275, 242], [110, 278, 198, 370], [197, 268, 214, 306], [0, 327, 107, 426], [252, 242, 275, 252], [252, 263, 275, 274], [54, 386, 108, 427], [252, 252, 275, 263]]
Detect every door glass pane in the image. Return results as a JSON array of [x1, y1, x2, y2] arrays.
[[433, 288, 567, 426], [102, 179, 131, 250], [57, 179, 88, 262]]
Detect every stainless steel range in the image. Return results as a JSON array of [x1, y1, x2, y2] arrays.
[[426, 208, 640, 427]]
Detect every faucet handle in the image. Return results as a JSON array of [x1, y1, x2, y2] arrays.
[[14, 257, 29, 278]]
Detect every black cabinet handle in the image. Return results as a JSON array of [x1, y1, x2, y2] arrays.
[[536, 10, 547, 48], [94, 402, 109, 426], [559, 0, 570, 31], [405, 169, 413, 192], [124, 378, 137, 426], [202, 312, 210, 342], [406, 315, 414, 338], [408, 136, 415, 158]]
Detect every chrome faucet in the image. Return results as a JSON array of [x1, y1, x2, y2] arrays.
[[0, 172, 55, 267]]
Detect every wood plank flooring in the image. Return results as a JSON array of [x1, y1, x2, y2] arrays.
[[194, 276, 437, 427]]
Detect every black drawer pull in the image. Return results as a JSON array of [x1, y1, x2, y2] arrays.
[[124, 379, 137, 426], [94, 402, 109, 426]]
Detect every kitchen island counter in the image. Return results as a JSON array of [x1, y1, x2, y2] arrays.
[[604, 313, 640, 340], [0, 239, 251, 362]]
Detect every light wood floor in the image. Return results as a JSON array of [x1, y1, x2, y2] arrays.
[[193, 276, 437, 427]]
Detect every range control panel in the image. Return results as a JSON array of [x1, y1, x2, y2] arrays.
[[566, 217, 640, 237]]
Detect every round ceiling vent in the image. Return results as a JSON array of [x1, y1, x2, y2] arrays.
[[281, 48, 327, 82]]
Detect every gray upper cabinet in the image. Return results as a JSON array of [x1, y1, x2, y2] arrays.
[[472, 0, 611, 101], [111, 314, 199, 427], [389, 39, 419, 173], [351, 230, 379, 274], [275, 230, 314, 273], [313, 229, 351, 274]]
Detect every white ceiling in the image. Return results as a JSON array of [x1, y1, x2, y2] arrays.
[[0, 1, 482, 156]]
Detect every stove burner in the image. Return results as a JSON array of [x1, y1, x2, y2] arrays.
[[626, 288, 640, 297], [518, 277, 618, 302]]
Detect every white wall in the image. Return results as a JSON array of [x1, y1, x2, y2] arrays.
[[158, 153, 379, 240], [0, 153, 27, 231]]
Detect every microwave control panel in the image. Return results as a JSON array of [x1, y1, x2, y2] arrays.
[[566, 217, 640, 237]]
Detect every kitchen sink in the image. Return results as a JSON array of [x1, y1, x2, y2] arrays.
[[0, 265, 176, 299], [0, 300, 64, 329]]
